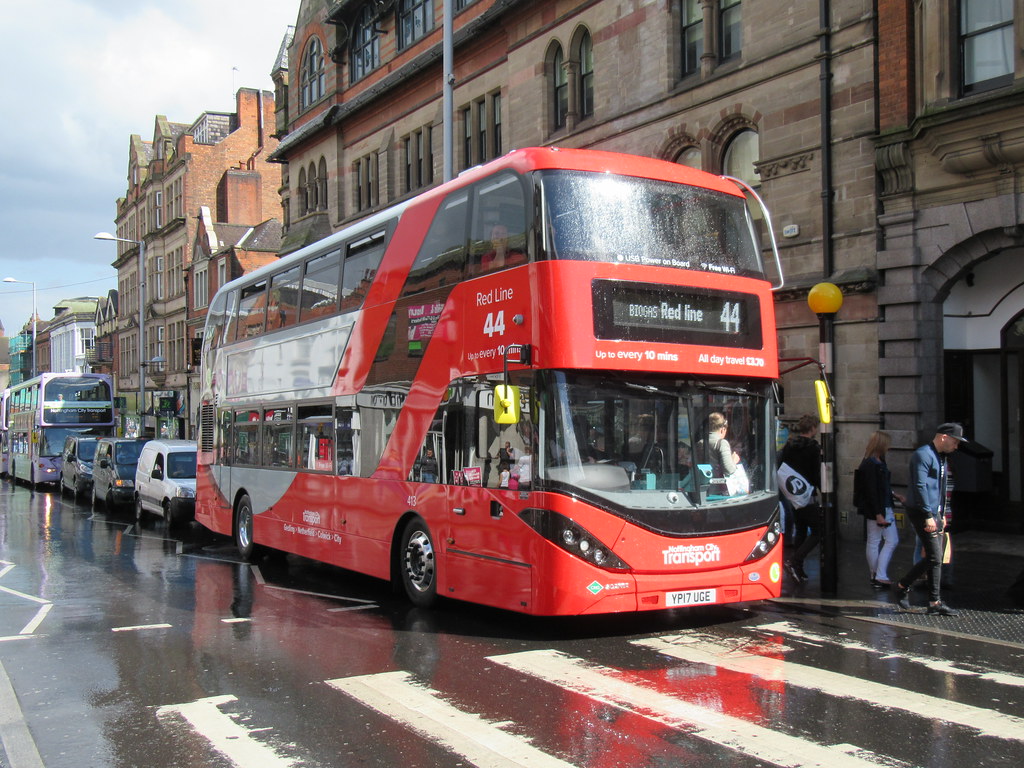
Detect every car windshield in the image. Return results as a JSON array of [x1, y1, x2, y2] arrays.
[[167, 452, 197, 479], [77, 440, 98, 461], [535, 371, 777, 535], [115, 442, 145, 464]]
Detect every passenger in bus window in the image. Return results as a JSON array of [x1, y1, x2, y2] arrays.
[[479, 224, 525, 272], [418, 448, 438, 483], [700, 412, 740, 493]]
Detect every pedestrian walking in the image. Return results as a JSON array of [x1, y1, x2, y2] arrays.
[[891, 423, 965, 616], [778, 414, 822, 583], [853, 431, 903, 588]]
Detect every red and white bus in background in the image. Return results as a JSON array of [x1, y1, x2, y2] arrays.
[[1, 388, 10, 477], [195, 147, 785, 616], [4, 373, 115, 489]]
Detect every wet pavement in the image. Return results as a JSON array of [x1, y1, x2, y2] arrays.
[[776, 527, 1024, 647]]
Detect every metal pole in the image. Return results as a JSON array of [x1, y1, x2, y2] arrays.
[[442, 0, 454, 182], [138, 238, 147, 432], [30, 283, 36, 379], [818, 312, 837, 594]]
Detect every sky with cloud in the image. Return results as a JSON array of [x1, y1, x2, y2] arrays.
[[0, 0, 298, 338]]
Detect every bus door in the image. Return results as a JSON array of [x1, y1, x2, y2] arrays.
[[442, 378, 533, 608]]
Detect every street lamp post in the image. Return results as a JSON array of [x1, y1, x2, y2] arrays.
[[2, 277, 37, 379], [95, 232, 147, 432], [807, 282, 843, 594]]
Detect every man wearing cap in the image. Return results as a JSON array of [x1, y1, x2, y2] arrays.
[[891, 423, 966, 616]]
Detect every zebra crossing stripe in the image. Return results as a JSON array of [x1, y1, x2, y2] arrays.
[[156, 695, 299, 768], [327, 671, 576, 768], [636, 634, 1024, 742], [489, 649, 897, 768], [753, 620, 1024, 689]]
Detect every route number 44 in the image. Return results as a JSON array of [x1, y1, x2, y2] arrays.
[[484, 310, 506, 337]]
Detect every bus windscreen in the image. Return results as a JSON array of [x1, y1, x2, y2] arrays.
[[538, 170, 763, 279]]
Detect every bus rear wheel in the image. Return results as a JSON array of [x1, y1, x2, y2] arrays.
[[400, 518, 437, 608], [234, 494, 256, 561]]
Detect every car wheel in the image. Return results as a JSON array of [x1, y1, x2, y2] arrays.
[[162, 500, 174, 527], [234, 494, 256, 561], [399, 518, 438, 608], [135, 496, 145, 523]]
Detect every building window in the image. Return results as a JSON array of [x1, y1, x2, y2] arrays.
[[153, 255, 165, 301], [403, 125, 433, 193], [552, 45, 568, 130], [307, 162, 319, 211], [719, 0, 742, 60], [194, 264, 209, 309], [960, 0, 1013, 94], [723, 129, 758, 187], [168, 248, 183, 298], [399, 0, 434, 50], [578, 31, 594, 119], [301, 36, 326, 110], [682, 0, 703, 77], [491, 94, 499, 156], [318, 157, 328, 211], [676, 146, 702, 169], [351, 4, 380, 83], [476, 99, 488, 164], [461, 106, 473, 170], [153, 191, 163, 229], [355, 152, 378, 212]]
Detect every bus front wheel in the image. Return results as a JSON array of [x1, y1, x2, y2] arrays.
[[234, 494, 256, 561], [400, 518, 437, 608]]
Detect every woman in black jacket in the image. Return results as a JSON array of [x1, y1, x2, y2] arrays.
[[854, 431, 904, 587]]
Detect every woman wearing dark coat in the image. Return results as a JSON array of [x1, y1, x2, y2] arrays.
[[854, 431, 903, 587]]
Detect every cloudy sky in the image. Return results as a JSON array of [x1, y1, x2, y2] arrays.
[[0, 0, 298, 337]]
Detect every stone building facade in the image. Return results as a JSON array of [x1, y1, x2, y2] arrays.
[[108, 88, 280, 438], [265, 0, 1021, 532], [876, 0, 1023, 530]]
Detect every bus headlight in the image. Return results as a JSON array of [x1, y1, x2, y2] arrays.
[[744, 506, 783, 562], [520, 508, 630, 571]]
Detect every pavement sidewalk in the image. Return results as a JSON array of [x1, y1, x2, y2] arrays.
[[775, 528, 1024, 647]]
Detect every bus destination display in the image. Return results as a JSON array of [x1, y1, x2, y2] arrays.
[[592, 280, 762, 348]]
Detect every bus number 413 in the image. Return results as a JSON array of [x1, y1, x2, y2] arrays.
[[484, 311, 506, 337]]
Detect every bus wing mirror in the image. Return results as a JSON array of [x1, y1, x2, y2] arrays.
[[494, 385, 521, 424], [814, 379, 832, 424]]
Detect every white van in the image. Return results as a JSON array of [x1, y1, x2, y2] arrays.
[[135, 440, 197, 525]]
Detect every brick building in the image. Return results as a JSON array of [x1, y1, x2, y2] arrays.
[[107, 87, 280, 438], [263, 0, 1023, 532]]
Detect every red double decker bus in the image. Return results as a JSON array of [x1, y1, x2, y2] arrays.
[[195, 147, 784, 615]]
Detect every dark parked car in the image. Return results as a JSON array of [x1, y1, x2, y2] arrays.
[[60, 435, 99, 499], [91, 438, 149, 510]]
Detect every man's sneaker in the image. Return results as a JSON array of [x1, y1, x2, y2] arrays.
[[891, 583, 911, 610], [785, 562, 806, 583], [926, 601, 959, 617]]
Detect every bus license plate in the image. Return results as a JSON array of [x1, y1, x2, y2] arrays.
[[666, 588, 716, 607]]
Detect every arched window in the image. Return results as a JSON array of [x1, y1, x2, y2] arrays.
[[301, 37, 325, 110], [723, 129, 759, 188], [351, 5, 380, 83], [676, 146, 702, 169], [552, 45, 568, 130], [318, 158, 328, 211], [578, 31, 594, 119], [297, 167, 308, 214], [307, 163, 318, 212]]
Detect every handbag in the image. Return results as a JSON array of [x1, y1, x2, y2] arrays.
[[777, 462, 814, 508], [726, 463, 750, 495]]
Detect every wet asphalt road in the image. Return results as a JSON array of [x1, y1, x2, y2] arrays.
[[2, 478, 1024, 768]]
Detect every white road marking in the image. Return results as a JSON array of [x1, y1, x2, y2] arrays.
[[0, 658, 45, 768], [156, 695, 298, 768], [636, 634, 1024, 741], [754, 620, 1024, 688], [328, 670, 577, 768], [0, 586, 49, 605], [19, 604, 52, 635], [490, 649, 897, 768], [111, 623, 173, 632]]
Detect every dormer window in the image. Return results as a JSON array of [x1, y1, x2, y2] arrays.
[[301, 36, 326, 110]]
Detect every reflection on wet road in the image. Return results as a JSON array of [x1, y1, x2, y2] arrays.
[[2, 481, 1023, 767]]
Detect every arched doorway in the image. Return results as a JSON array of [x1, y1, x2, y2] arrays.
[[943, 244, 1024, 531]]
